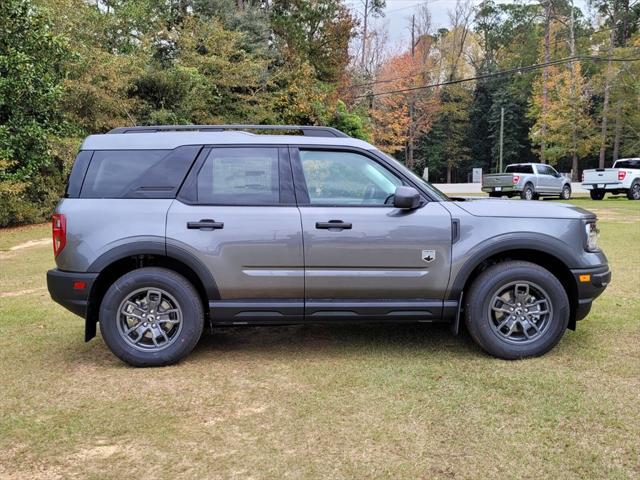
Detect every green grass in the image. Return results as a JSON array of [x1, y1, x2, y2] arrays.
[[0, 199, 638, 479]]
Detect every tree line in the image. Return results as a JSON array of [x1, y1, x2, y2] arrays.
[[0, 0, 638, 226]]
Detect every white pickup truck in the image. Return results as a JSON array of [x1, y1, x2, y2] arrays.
[[582, 158, 640, 200]]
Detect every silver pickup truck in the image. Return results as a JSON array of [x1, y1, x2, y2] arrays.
[[482, 163, 572, 200]]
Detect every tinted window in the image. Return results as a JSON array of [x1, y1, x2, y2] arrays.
[[537, 165, 555, 176], [505, 164, 534, 174], [65, 151, 92, 198], [299, 150, 402, 206], [614, 159, 640, 169], [196, 148, 280, 205]]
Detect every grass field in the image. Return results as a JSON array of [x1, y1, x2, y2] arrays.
[[1, 197, 638, 479]]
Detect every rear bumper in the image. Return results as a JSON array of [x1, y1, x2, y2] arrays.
[[481, 186, 517, 193], [582, 182, 623, 191], [47, 269, 98, 318], [571, 265, 611, 321]]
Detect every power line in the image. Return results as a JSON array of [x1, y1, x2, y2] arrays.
[[349, 25, 620, 90], [353, 54, 640, 98]]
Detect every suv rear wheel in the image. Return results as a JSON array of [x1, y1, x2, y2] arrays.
[[465, 261, 569, 359], [99, 267, 204, 367], [560, 184, 571, 200]]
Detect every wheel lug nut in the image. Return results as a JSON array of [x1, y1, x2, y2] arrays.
[[143, 322, 148, 326]]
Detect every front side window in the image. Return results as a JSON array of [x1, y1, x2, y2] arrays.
[[196, 148, 280, 205], [537, 165, 555, 176], [299, 150, 402, 206]]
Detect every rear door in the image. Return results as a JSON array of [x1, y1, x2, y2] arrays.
[[292, 147, 452, 322], [166, 146, 304, 323]]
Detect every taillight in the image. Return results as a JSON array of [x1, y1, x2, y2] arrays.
[[618, 171, 627, 181], [52, 214, 66, 257], [512, 175, 520, 184]]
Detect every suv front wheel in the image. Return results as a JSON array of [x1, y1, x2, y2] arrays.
[[99, 267, 204, 367], [465, 261, 569, 359]]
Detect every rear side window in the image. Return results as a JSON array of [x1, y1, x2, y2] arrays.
[[195, 148, 280, 205], [505, 164, 534, 174], [80, 146, 200, 198], [614, 159, 640, 169]]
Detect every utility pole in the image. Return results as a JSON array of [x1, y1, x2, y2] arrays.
[[361, 0, 370, 70], [499, 107, 504, 173], [406, 14, 416, 169]]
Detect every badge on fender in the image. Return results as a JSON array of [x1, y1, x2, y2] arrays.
[[422, 250, 436, 263]]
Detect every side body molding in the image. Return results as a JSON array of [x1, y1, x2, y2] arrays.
[[446, 232, 583, 301]]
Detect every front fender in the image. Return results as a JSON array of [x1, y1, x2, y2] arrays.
[[445, 232, 585, 301]]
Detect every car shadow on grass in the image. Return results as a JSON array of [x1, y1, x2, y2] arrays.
[[188, 322, 483, 361]]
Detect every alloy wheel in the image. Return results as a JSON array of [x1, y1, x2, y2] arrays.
[[116, 288, 183, 351], [488, 281, 553, 345]]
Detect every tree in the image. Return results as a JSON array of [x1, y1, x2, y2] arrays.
[[529, 62, 596, 169], [0, 0, 70, 226], [270, 0, 356, 83], [369, 39, 440, 163]]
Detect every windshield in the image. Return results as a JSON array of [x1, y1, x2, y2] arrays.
[[373, 150, 450, 201]]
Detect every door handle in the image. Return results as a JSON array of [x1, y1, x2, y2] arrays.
[[316, 220, 352, 230], [187, 219, 224, 230]]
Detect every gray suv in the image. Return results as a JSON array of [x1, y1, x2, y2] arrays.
[[47, 125, 611, 366]]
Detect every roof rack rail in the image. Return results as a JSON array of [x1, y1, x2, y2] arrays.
[[107, 125, 350, 138]]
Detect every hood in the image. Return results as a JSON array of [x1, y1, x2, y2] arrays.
[[454, 198, 596, 220]]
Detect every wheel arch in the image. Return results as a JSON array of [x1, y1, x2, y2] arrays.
[[448, 236, 581, 330], [85, 242, 218, 341]]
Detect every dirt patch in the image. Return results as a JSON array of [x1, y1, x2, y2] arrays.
[[0, 287, 46, 298], [9, 238, 50, 251]]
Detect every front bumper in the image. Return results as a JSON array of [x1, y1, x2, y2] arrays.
[[570, 265, 611, 321], [47, 269, 98, 318]]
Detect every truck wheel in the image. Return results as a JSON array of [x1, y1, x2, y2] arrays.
[[520, 184, 535, 200], [465, 261, 569, 359], [627, 180, 640, 200], [99, 267, 204, 367], [590, 189, 605, 200], [560, 185, 571, 200]]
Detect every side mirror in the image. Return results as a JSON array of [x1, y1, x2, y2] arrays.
[[393, 186, 421, 209]]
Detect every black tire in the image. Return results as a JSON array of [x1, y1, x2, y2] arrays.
[[627, 180, 640, 200], [99, 267, 204, 367], [560, 184, 571, 200], [520, 183, 535, 200], [465, 261, 570, 360], [590, 189, 605, 200]]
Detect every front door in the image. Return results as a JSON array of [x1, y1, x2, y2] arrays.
[[166, 146, 304, 323], [537, 165, 563, 193], [292, 148, 452, 322]]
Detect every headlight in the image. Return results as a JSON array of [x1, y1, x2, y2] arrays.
[[585, 222, 599, 251]]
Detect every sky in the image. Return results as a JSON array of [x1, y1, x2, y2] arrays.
[[345, 0, 593, 48]]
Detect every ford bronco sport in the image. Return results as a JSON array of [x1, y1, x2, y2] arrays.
[[47, 125, 611, 366]]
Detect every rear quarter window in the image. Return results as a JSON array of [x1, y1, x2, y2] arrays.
[[80, 146, 201, 198]]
